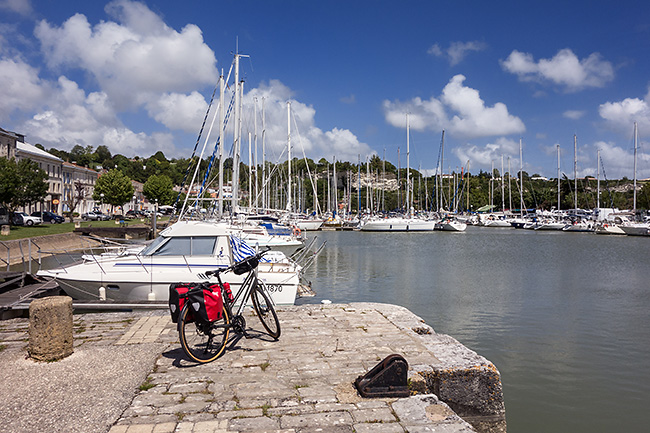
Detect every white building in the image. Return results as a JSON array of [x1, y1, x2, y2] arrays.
[[16, 141, 65, 215], [1, 126, 101, 216], [62, 162, 100, 215]]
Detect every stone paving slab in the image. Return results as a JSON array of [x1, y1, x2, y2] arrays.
[[0, 302, 505, 432]]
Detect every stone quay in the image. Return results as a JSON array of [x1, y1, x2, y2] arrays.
[[0, 302, 506, 433]]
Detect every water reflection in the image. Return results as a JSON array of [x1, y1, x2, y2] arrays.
[[300, 228, 650, 433]]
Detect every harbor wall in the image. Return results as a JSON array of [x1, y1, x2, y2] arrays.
[[0, 232, 101, 268]]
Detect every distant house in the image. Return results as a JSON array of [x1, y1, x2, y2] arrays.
[[0, 127, 22, 159], [62, 161, 100, 214], [16, 141, 65, 215], [2, 126, 102, 216]]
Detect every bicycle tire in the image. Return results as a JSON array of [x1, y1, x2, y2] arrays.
[[251, 283, 281, 339], [178, 302, 230, 363]]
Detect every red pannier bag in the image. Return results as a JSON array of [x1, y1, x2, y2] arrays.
[[187, 284, 224, 322], [169, 283, 197, 323], [222, 282, 234, 302]]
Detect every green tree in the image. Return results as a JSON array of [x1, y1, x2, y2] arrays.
[[143, 174, 174, 205], [94, 145, 112, 163], [0, 157, 48, 221], [93, 169, 134, 211], [70, 144, 94, 167]]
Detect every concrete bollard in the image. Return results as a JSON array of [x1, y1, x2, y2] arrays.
[[1, 225, 9, 236], [28, 296, 74, 362]]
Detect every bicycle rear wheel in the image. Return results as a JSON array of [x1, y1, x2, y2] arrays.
[[251, 283, 281, 339], [179, 303, 230, 363]]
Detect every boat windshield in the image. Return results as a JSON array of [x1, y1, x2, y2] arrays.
[[140, 236, 219, 256], [139, 236, 166, 256]]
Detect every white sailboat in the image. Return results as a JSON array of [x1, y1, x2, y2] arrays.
[[360, 114, 435, 232]]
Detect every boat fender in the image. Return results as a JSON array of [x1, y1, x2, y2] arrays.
[[99, 286, 106, 301]]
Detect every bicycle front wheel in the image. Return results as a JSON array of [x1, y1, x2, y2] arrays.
[[179, 303, 230, 363], [251, 283, 281, 339]]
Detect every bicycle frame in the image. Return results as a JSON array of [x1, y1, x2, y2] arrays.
[[214, 267, 258, 324]]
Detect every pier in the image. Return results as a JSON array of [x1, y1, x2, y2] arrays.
[[0, 302, 505, 433]]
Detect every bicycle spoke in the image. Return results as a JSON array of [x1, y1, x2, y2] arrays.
[[251, 284, 281, 339]]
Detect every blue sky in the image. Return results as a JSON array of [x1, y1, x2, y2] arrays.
[[1, 0, 650, 179]]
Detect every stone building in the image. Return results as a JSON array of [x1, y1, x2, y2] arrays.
[[2, 126, 101, 216], [16, 141, 64, 214], [62, 162, 99, 215], [0, 127, 22, 159]]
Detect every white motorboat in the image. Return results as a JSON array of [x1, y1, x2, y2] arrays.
[[294, 218, 325, 231], [38, 221, 300, 305], [481, 215, 512, 227], [562, 221, 595, 232], [360, 216, 436, 232], [619, 222, 650, 236], [594, 223, 626, 235], [435, 218, 467, 232], [234, 222, 304, 255], [535, 219, 566, 230]]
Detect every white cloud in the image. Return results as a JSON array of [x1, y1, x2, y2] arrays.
[[1, 0, 371, 164], [501, 48, 614, 92], [0, 0, 32, 15], [241, 80, 373, 163], [452, 137, 521, 169], [0, 58, 49, 116], [588, 140, 650, 179], [428, 41, 487, 66], [34, 0, 218, 110], [21, 76, 175, 157], [598, 88, 650, 133], [383, 74, 525, 139], [563, 110, 585, 120], [146, 91, 209, 133]]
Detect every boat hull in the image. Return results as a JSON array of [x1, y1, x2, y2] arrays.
[[360, 218, 435, 231], [38, 259, 299, 305]]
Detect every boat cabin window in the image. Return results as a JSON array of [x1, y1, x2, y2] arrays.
[[141, 236, 218, 256]]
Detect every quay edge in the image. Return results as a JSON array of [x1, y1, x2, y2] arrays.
[[0, 301, 506, 433], [368, 302, 507, 432]]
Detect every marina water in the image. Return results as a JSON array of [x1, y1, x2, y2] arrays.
[[298, 227, 649, 432]]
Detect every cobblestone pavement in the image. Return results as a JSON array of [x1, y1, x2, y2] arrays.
[[0, 303, 484, 432]]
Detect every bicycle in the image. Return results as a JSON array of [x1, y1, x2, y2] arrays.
[[172, 248, 281, 363]]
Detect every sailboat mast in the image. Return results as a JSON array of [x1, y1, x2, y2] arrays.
[[406, 113, 410, 216], [231, 53, 242, 214], [508, 157, 512, 211], [597, 149, 600, 209], [574, 134, 577, 211], [262, 98, 266, 211], [501, 155, 505, 212], [490, 160, 494, 213], [254, 98, 258, 213], [557, 144, 560, 211], [519, 138, 524, 217], [286, 101, 292, 212], [382, 148, 386, 212], [217, 71, 225, 218], [633, 121, 638, 214], [248, 132, 252, 211], [440, 130, 445, 212]]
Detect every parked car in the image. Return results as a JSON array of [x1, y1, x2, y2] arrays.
[[0, 207, 9, 226], [81, 211, 111, 221], [31, 211, 65, 224], [125, 209, 145, 219], [12, 212, 42, 226]]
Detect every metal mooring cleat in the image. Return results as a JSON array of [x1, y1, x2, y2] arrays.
[[355, 353, 410, 398]]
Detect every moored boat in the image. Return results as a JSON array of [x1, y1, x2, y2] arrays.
[[38, 220, 301, 305]]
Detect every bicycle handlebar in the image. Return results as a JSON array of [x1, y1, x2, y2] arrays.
[[205, 247, 271, 277]]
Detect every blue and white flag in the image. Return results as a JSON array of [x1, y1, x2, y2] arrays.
[[229, 235, 270, 262]]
